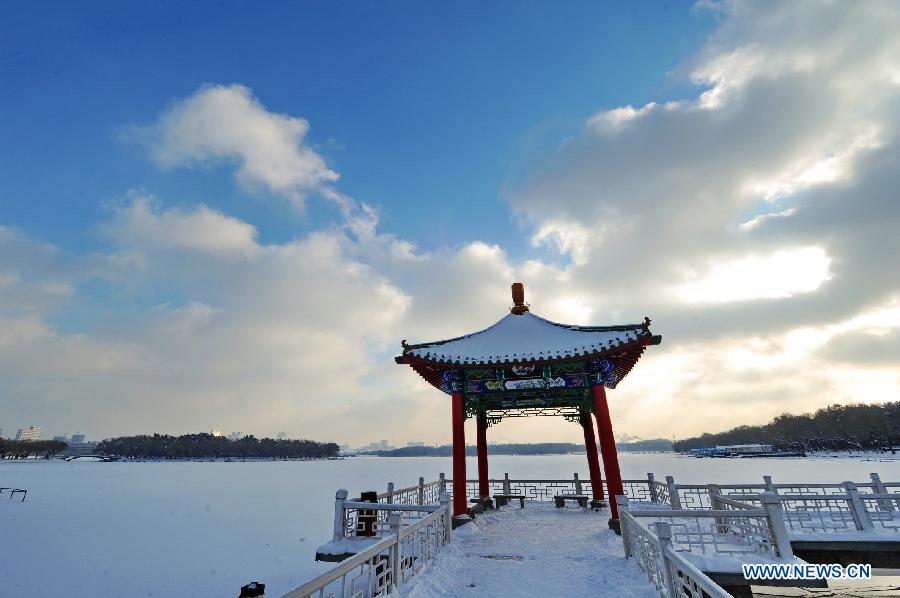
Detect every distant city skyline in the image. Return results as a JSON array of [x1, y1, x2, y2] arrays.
[[0, 421, 658, 447]]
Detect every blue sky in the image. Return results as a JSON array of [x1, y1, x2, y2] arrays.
[[2, 1, 713, 255], [2, 1, 899, 444]]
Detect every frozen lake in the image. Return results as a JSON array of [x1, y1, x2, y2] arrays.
[[1, 453, 898, 597]]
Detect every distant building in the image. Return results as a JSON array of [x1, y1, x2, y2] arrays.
[[406, 441, 425, 448], [210, 429, 222, 437], [70, 434, 86, 444], [53, 435, 69, 442], [15, 426, 41, 441], [275, 432, 286, 440], [63, 441, 98, 457], [228, 432, 243, 441], [358, 440, 395, 452], [716, 444, 773, 454]]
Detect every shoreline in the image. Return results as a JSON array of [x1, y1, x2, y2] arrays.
[[4, 451, 898, 464]]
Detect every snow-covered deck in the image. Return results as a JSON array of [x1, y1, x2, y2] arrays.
[[404, 502, 658, 597]]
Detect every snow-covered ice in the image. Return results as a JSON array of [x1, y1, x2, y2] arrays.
[[404, 502, 658, 597], [2, 453, 897, 597]]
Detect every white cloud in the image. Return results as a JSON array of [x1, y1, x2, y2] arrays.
[[586, 103, 658, 133], [140, 84, 338, 208], [530, 220, 590, 265], [739, 208, 796, 231], [103, 196, 261, 258]]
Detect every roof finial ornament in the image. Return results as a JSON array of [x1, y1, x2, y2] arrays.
[[642, 317, 651, 331], [511, 282, 529, 315]]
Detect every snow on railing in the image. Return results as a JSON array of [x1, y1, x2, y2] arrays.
[[446, 472, 665, 502], [286, 501, 451, 598], [721, 482, 900, 536], [619, 499, 731, 598], [637, 473, 900, 530], [376, 476, 443, 507], [617, 493, 792, 559], [333, 490, 449, 542]]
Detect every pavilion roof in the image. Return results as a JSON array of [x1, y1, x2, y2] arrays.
[[397, 310, 658, 366]]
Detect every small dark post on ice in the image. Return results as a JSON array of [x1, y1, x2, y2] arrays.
[[395, 282, 661, 532], [239, 581, 265, 597]]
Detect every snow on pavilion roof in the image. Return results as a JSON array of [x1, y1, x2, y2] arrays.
[[398, 311, 657, 366]]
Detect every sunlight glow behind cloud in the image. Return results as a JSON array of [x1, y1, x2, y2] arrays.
[[676, 247, 832, 304]]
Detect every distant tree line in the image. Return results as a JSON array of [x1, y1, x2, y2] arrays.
[[97, 433, 340, 459], [368, 439, 673, 457], [673, 402, 900, 453], [618, 439, 674, 452], [0, 439, 68, 459]]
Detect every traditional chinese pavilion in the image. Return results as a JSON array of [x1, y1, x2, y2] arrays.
[[395, 283, 661, 530]]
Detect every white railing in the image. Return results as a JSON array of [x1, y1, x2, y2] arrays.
[[617, 493, 793, 559], [620, 506, 731, 598], [377, 476, 444, 506], [288, 496, 451, 598], [440, 472, 900, 537], [447, 474, 586, 500], [332, 490, 449, 542], [635, 474, 900, 538], [446, 472, 664, 502], [721, 482, 900, 536]]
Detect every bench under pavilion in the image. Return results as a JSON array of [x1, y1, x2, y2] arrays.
[[395, 283, 661, 531]]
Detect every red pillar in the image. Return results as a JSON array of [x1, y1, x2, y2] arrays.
[[579, 410, 604, 501], [451, 391, 467, 517], [476, 411, 489, 499], [592, 383, 624, 521]]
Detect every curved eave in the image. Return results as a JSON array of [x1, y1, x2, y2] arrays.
[[395, 334, 661, 393]]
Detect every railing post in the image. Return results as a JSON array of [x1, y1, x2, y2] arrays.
[[761, 492, 793, 558], [388, 512, 402, 591], [870, 473, 894, 512], [647, 473, 658, 503], [439, 492, 451, 544], [666, 475, 681, 510], [333, 489, 348, 542], [418, 476, 425, 505], [574, 473, 583, 495], [387, 482, 394, 503], [844, 481, 874, 531], [763, 475, 776, 493], [439, 472, 446, 495], [616, 495, 631, 557], [656, 522, 678, 598], [503, 473, 511, 495], [707, 483, 722, 509], [708, 483, 723, 532]]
